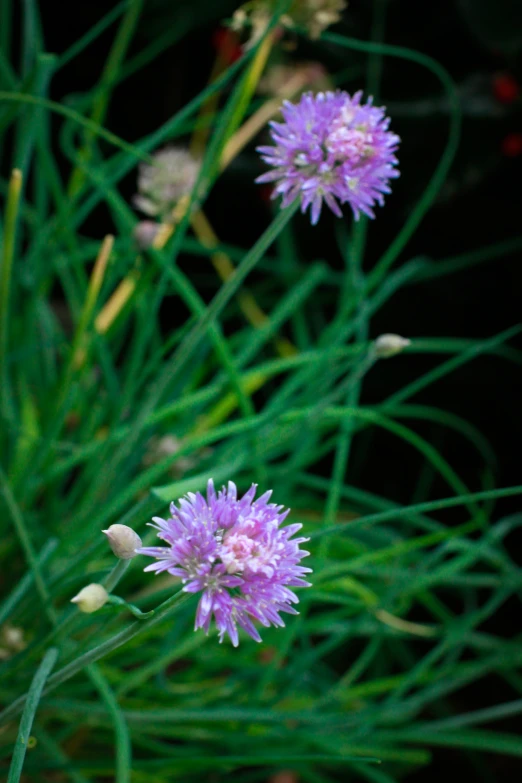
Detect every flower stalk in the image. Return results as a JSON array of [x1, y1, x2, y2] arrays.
[[0, 590, 192, 728], [0, 168, 22, 425]]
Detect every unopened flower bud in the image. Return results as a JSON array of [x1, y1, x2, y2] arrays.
[[374, 333, 411, 359], [71, 584, 109, 613], [102, 524, 142, 560]]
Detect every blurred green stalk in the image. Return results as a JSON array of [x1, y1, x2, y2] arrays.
[[67, 0, 144, 198], [0, 169, 23, 427]]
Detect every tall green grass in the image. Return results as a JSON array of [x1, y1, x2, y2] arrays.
[[0, 1, 521, 782]]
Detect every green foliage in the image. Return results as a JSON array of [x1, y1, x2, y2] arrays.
[[0, 1, 521, 782]]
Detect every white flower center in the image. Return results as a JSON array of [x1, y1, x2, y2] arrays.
[[326, 127, 371, 162], [220, 531, 258, 573], [219, 520, 282, 577]]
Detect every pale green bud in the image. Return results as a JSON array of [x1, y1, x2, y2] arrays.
[[102, 524, 142, 560], [71, 584, 109, 613], [374, 333, 411, 359]]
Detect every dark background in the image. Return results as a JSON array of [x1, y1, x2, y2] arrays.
[[29, 2, 522, 778]]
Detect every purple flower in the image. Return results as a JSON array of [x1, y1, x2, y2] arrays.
[[257, 90, 400, 225], [137, 480, 312, 646]]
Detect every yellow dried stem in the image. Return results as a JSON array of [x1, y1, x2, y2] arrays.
[[73, 235, 114, 367], [95, 273, 139, 335], [221, 67, 313, 171], [374, 608, 436, 638], [94, 34, 311, 345]]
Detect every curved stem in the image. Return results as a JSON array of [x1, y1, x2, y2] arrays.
[[312, 485, 522, 541], [103, 560, 131, 593], [0, 464, 57, 625], [7, 648, 58, 783], [108, 594, 154, 620], [0, 590, 191, 727], [86, 663, 131, 783]]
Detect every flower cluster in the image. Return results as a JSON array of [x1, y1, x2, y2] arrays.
[[233, 0, 347, 43], [257, 90, 400, 224], [137, 480, 311, 646], [133, 146, 200, 221]]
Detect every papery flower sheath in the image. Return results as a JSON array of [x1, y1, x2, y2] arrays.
[[133, 146, 200, 220], [257, 90, 400, 224], [137, 480, 312, 646]]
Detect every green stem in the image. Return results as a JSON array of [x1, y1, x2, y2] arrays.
[[108, 594, 154, 620], [0, 44, 16, 89], [322, 355, 374, 527], [57, 2, 127, 69], [366, 0, 388, 100], [0, 92, 153, 163], [0, 554, 134, 712], [21, 0, 43, 76], [0, 0, 12, 70], [0, 168, 23, 425], [0, 538, 58, 627], [108, 203, 299, 472], [103, 559, 131, 593], [382, 324, 522, 409], [36, 729, 90, 783], [0, 496, 132, 783], [312, 485, 522, 541], [0, 465, 57, 625], [67, 0, 144, 198], [0, 591, 191, 726], [52, 47, 257, 233], [207, 0, 292, 179], [14, 53, 56, 177], [40, 558, 131, 650], [148, 260, 264, 483], [87, 664, 131, 783], [322, 32, 461, 289], [414, 235, 522, 282], [7, 648, 58, 783], [323, 162, 375, 530]]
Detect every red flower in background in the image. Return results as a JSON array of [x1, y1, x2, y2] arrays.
[[492, 72, 519, 105], [212, 27, 243, 64], [502, 132, 522, 157], [258, 183, 274, 204]]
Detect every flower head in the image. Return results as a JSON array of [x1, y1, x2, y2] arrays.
[[134, 146, 200, 220], [137, 480, 312, 646], [257, 90, 400, 224]]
